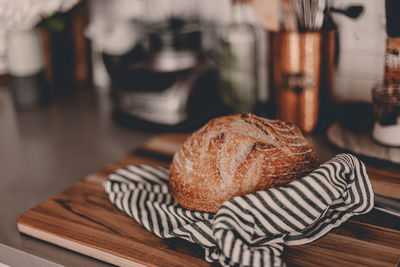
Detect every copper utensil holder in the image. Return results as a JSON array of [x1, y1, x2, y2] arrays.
[[271, 31, 335, 133]]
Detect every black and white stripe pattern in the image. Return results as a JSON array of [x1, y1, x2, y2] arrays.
[[104, 153, 374, 267]]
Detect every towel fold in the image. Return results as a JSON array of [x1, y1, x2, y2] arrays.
[[104, 153, 374, 267]]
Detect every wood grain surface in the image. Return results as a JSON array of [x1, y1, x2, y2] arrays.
[[17, 133, 400, 266]]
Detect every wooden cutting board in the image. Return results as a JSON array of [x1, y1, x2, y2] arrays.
[[17, 133, 400, 266]]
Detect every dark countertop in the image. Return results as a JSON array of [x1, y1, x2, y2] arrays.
[[0, 86, 155, 266], [0, 84, 369, 266]]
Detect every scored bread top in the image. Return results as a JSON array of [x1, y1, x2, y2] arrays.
[[169, 113, 320, 213]]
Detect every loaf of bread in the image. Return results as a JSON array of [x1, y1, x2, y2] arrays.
[[169, 113, 320, 213]]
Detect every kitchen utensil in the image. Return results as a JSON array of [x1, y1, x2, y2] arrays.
[[330, 5, 364, 19], [271, 30, 336, 132], [293, 0, 325, 32]]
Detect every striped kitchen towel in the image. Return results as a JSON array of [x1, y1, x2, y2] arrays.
[[104, 153, 374, 267]]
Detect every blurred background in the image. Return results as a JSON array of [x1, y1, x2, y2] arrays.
[[85, 0, 385, 102], [0, 0, 391, 133]]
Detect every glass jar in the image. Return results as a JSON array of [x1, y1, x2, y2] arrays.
[[219, 0, 258, 113]]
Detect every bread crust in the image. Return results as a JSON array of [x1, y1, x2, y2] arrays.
[[169, 113, 320, 213]]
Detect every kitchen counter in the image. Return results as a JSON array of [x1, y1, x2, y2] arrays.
[[0, 86, 156, 266], [0, 85, 399, 266]]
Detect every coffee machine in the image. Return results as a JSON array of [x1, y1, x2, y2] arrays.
[[106, 18, 222, 131]]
